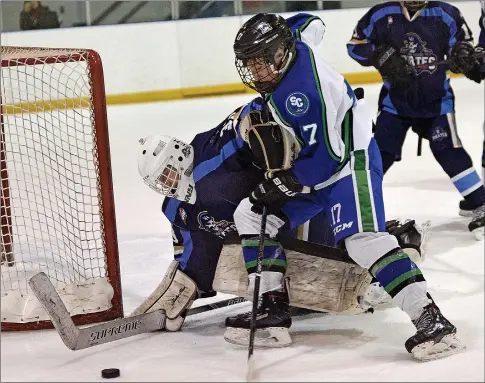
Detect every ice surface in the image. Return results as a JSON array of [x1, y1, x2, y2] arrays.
[[1, 78, 484, 382]]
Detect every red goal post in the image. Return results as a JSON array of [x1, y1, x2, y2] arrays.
[[1, 46, 123, 331]]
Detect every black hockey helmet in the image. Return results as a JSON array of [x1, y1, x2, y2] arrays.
[[234, 13, 295, 94], [401, 1, 428, 12]]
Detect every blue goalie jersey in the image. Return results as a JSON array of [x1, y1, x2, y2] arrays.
[[162, 98, 266, 238]]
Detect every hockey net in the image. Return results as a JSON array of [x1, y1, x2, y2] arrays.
[[1, 46, 123, 330]]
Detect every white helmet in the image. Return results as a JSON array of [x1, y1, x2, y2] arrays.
[[137, 135, 197, 204]]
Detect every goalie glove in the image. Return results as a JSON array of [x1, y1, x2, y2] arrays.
[[371, 45, 413, 83], [449, 41, 478, 74], [249, 170, 304, 216]]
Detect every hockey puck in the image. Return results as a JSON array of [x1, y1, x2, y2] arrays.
[[101, 368, 120, 379]]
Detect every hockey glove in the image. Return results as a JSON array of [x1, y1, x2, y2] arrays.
[[372, 45, 412, 83], [249, 170, 303, 216], [464, 45, 485, 84], [449, 41, 477, 74]]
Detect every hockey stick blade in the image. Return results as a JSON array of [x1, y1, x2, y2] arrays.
[[28, 272, 166, 350]]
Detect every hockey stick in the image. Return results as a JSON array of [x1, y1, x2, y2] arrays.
[[408, 51, 485, 70], [28, 272, 166, 350], [247, 205, 268, 382], [186, 296, 247, 316]]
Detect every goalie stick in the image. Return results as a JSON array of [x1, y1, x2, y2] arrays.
[[29, 271, 248, 351], [28, 272, 166, 351]]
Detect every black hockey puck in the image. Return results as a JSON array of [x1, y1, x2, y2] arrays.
[[101, 368, 120, 379]]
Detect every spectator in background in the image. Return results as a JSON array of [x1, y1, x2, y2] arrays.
[[20, 1, 60, 30]]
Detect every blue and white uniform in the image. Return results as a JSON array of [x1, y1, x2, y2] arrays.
[[234, 13, 429, 319]]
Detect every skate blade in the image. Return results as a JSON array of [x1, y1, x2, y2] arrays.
[[472, 227, 484, 241], [459, 210, 474, 218], [411, 333, 466, 361], [224, 327, 292, 348]]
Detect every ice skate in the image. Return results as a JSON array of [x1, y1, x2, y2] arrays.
[[405, 295, 465, 361], [468, 204, 485, 240], [224, 289, 292, 348], [458, 199, 474, 217]]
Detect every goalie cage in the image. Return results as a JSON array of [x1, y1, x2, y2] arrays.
[[1, 46, 123, 331]]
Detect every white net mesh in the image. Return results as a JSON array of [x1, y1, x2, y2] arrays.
[[1, 47, 115, 325]]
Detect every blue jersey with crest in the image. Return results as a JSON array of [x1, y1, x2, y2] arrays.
[[162, 98, 266, 239], [347, 1, 473, 118]]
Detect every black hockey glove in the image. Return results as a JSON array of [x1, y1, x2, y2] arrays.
[[372, 45, 412, 83], [464, 45, 485, 84], [249, 170, 303, 216], [449, 41, 477, 74]]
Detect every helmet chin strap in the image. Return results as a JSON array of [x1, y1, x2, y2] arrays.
[[270, 50, 293, 75]]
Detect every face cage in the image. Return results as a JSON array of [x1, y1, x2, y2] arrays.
[[146, 157, 181, 198], [235, 57, 279, 93]]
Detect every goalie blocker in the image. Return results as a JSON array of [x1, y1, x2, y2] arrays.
[[130, 218, 430, 336]]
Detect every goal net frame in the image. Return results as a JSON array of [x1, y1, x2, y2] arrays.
[[1, 46, 123, 331]]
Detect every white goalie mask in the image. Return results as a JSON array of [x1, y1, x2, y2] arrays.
[[137, 135, 197, 204]]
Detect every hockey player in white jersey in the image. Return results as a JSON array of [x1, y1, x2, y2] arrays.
[[229, 12, 465, 361]]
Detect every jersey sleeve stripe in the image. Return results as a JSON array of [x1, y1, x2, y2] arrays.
[[163, 198, 182, 222], [307, 47, 340, 162], [193, 137, 244, 182], [268, 96, 291, 128], [336, 109, 353, 172]]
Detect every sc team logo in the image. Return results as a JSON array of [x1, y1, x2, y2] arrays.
[[285, 92, 310, 116], [400, 33, 437, 74]]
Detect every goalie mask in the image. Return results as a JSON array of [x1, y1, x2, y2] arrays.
[[137, 135, 197, 204]]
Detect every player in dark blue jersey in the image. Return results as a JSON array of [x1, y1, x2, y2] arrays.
[[347, 1, 485, 239], [228, 12, 462, 359]]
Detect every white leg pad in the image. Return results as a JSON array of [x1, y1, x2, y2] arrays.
[[213, 244, 372, 314], [130, 260, 197, 331]]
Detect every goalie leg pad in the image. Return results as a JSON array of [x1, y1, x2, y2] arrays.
[[130, 260, 197, 331], [213, 243, 372, 314]]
